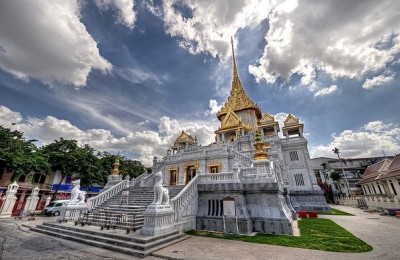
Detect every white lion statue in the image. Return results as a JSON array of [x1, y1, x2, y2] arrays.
[[152, 171, 169, 205], [70, 179, 86, 204]]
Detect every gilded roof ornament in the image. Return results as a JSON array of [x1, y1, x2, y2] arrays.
[[217, 38, 261, 120]]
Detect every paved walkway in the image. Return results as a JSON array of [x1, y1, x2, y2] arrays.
[[3, 206, 400, 260], [152, 205, 400, 260]]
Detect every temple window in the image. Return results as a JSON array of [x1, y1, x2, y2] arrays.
[[289, 151, 299, 161], [294, 173, 304, 186]]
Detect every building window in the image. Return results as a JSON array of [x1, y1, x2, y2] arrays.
[[289, 151, 299, 161], [389, 180, 397, 196], [377, 185, 382, 194], [294, 173, 304, 186], [207, 199, 223, 217], [210, 166, 219, 173]]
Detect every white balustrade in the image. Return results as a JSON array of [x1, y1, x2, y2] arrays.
[[232, 150, 253, 167], [87, 180, 126, 210], [199, 172, 235, 183], [171, 175, 199, 221]]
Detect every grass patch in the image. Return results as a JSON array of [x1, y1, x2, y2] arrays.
[[319, 208, 354, 216], [187, 219, 372, 253]]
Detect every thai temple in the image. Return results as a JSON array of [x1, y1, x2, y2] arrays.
[[26, 41, 330, 257]]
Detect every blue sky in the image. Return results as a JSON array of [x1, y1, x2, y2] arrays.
[[0, 0, 399, 165]]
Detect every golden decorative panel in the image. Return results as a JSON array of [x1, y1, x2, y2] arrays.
[[207, 162, 222, 173], [183, 161, 200, 169]]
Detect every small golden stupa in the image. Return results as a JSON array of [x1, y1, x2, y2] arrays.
[[111, 158, 120, 176], [253, 131, 267, 160]]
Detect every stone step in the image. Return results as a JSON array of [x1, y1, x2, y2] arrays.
[[31, 223, 188, 258]]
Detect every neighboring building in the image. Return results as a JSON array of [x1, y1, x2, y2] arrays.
[[311, 156, 391, 197], [358, 154, 400, 200], [0, 169, 102, 216], [152, 41, 328, 213]]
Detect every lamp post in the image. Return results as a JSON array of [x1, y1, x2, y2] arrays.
[[333, 147, 351, 197]]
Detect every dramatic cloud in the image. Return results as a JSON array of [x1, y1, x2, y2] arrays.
[[145, 0, 277, 59], [204, 99, 222, 116], [1, 105, 215, 166], [311, 121, 400, 158], [314, 85, 338, 97], [362, 73, 395, 89], [0, 106, 23, 128], [95, 0, 137, 29], [249, 0, 400, 88], [0, 0, 111, 87]]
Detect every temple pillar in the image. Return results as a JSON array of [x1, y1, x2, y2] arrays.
[[24, 186, 40, 212]]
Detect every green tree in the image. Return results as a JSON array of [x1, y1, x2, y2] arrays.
[[42, 138, 100, 200], [0, 125, 50, 181], [330, 171, 341, 181]]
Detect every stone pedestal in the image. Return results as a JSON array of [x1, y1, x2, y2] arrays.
[[0, 182, 19, 218], [58, 202, 88, 222], [140, 204, 175, 236]]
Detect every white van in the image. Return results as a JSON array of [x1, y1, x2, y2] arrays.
[[41, 200, 70, 216]]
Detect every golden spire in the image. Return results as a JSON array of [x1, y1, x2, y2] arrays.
[[217, 38, 261, 120], [111, 158, 120, 176], [231, 37, 239, 81]]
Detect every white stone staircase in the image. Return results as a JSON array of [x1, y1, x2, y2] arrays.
[[30, 222, 188, 258]]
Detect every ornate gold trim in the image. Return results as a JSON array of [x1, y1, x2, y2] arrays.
[[207, 162, 222, 173], [183, 162, 200, 169]]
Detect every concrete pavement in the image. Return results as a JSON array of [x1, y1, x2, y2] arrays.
[[152, 205, 400, 260], [1, 206, 399, 260]]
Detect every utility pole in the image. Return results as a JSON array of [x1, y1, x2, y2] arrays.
[[333, 147, 351, 197]]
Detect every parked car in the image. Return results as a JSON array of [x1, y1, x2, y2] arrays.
[[41, 200, 69, 216]]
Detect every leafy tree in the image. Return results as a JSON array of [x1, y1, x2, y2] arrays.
[[97, 152, 147, 183], [42, 138, 100, 200], [330, 171, 341, 181], [0, 125, 50, 181]]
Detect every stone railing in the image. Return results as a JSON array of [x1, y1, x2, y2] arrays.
[[129, 172, 148, 187], [205, 147, 228, 157], [232, 150, 253, 167], [87, 180, 126, 210], [171, 174, 199, 221], [140, 171, 159, 187], [199, 172, 236, 183], [240, 167, 256, 177]]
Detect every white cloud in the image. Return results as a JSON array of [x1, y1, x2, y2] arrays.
[[362, 74, 395, 89], [1, 105, 216, 166], [311, 121, 400, 158], [205, 99, 222, 116], [145, 0, 278, 59], [95, 0, 137, 29], [0, 106, 23, 128], [249, 0, 400, 86], [0, 1, 111, 87], [314, 85, 338, 97]]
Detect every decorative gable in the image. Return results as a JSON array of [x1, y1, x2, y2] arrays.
[[221, 109, 241, 128], [284, 114, 299, 126], [260, 112, 274, 123]]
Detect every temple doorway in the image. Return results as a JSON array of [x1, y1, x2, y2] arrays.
[[169, 170, 177, 186], [186, 166, 196, 185]]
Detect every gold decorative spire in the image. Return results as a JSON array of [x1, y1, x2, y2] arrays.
[[111, 158, 120, 176], [217, 38, 261, 120], [231, 37, 239, 81]]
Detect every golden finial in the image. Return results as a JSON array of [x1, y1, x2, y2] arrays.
[[111, 158, 120, 176]]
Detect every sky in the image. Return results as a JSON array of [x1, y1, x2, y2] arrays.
[[0, 0, 399, 166]]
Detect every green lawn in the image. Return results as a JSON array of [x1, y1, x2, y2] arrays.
[[319, 208, 354, 216], [187, 219, 372, 253]]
